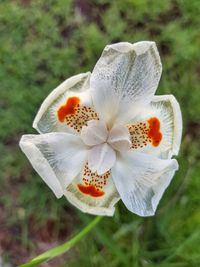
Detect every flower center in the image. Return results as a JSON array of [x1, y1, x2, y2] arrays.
[[80, 120, 131, 175]]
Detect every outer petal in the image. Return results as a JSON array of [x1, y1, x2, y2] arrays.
[[65, 162, 120, 216], [112, 151, 178, 216], [90, 41, 162, 126], [128, 95, 182, 158], [19, 133, 88, 198], [33, 72, 94, 134]]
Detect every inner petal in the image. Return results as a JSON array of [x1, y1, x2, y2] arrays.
[[90, 42, 162, 126]]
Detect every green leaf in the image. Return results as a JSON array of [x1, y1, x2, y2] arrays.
[[17, 216, 103, 267]]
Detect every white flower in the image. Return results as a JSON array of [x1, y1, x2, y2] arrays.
[[19, 41, 182, 217]]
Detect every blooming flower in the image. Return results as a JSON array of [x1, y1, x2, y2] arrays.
[[19, 41, 182, 216]]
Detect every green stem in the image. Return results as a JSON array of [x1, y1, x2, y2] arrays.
[[18, 216, 103, 267]]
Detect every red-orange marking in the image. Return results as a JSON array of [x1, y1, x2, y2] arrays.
[[78, 184, 105, 197], [147, 117, 162, 147], [57, 96, 80, 122]]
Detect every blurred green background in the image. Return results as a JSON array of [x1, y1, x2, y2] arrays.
[[0, 0, 200, 266]]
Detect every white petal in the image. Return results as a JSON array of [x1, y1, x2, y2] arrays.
[[19, 133, 87, 198], [112, 151, 178, 216], [131, 94, 182, 158], [65, 186, 119, 216], [33, 72, 92, 134], [90, 41, 162, 125], [80, 120, 108, 146], [108, 124, 131, 152], [88, 143, 116, 175]]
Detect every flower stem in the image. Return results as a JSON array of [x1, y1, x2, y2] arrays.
[[18, 216, 103, 267]]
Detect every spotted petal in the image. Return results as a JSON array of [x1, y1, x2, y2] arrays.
[[19, 133, 88, 198], [90, 41, 162, 126], [65, 162, 119, 216], [127, 95, 182, 158], [112, 151, 178, 216], [33, 72, 99, 135]]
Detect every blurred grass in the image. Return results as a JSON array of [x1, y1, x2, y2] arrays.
[[0, 0, 200, 266]]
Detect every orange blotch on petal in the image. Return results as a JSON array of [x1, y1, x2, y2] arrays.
[[57, 96, 80, 122], [147, 117, 162, 147], [78, 184, 105, 197]]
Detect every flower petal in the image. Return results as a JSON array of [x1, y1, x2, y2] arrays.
[[80, 120, 108, 146], [33, 72, 98, 134], [112, 151, 178, 216], [90, 41, 162, 125], [127, 95, 182, 158], [19, 133, 88, 198], [65, 162, 119, 216], [88, 143, 116, 175]]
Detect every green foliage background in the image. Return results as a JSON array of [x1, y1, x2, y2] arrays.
[[0, 0, 200, 266]]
